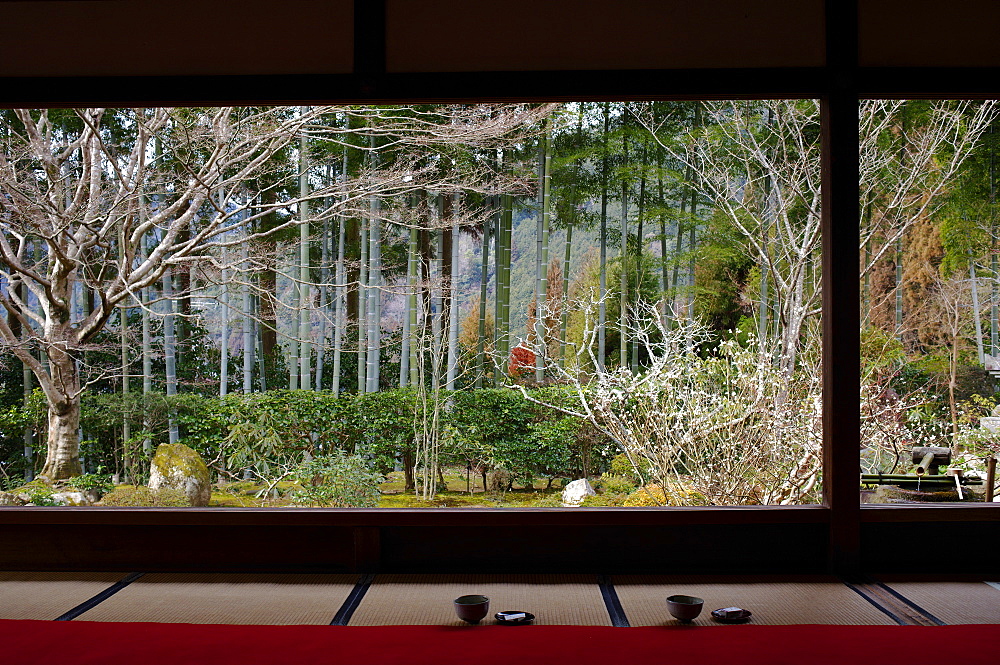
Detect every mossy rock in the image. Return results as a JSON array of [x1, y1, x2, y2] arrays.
[[148, 443, 211, 506], [101, 486, 190, 507], [13, 479, 53, 493], [12, 479, 57, 505], [0, 491, 26, 506]]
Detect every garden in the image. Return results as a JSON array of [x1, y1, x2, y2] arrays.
[[2, 101, 1000, 507]]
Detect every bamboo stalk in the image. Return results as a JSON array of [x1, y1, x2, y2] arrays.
[[620, 112, 629, 369], [447, 193, 461, 390], [163, 271, 178, 444], [598, 102, 610, 371], [299, 117, 312, 391], [536, 119, 552, 382], [475, 198, 492, 388]]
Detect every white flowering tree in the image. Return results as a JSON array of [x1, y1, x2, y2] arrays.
[[514, 302, 824, 505]]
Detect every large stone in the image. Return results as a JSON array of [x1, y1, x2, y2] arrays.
[[50, 491, 91, 506], [561, 478, 596, 507], [980, 417, 1000, 432], [0, 491, 26, 506], [148, 443, 211, 506]]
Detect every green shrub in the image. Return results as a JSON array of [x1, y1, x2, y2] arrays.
[[622, 483, 706, 507], [67, 473, 114, 495], [101, 486, 190, 507], [18, 480, 57, 506], [289, 451, 383, 508], [598, 473, 636, 495], [609, 454, 650, 484], [580, 493, 628, 507]]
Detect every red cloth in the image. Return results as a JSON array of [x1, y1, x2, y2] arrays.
[[2, 621, 999, 665]]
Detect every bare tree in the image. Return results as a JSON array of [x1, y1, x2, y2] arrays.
[[633, 100, 997, 379], [0, 104, 553, 480]]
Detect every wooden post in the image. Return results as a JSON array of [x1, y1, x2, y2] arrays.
[[822, 0, 860, 578], [987, 456, 997, 503]]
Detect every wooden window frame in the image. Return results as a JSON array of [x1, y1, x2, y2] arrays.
[[1, 0, 998, 576]]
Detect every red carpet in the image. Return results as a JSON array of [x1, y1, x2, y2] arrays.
[[2, 621, 999, 665]]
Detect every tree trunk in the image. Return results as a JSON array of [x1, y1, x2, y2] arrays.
[[403, 450, 415, 492], [38, 351, 83, 480]]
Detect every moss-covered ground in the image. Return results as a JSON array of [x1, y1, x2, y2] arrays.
[[206, 466, 566, 508]]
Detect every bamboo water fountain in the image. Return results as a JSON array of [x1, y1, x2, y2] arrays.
[[861, 446, 983, 501]]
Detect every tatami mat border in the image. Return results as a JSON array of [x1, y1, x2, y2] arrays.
[[5, 571, 997, 627]]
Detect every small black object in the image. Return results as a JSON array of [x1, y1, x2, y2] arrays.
[[495, 611, 535, 625], [711, 607, 752, 624]]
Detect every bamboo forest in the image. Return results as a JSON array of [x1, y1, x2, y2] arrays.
[[2, 101, 999, 509]]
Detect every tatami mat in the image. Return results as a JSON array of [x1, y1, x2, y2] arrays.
[[880, 581, 1000, 624], [350, 574, 612, 626], [612, 575, 896, 626], [75, 573, 357, 625], [9, 571, 997, 627], [0, 571, 127, 620]]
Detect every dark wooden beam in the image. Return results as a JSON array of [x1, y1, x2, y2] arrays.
[[353, 0, 385, 93], [0, 68, 828, 108], [0, 505, 830, 527], [822, 0, 861, 577], [856, 67, 1000, 98]]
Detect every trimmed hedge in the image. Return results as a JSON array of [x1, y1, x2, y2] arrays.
[[6, 387, 616, 487]]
